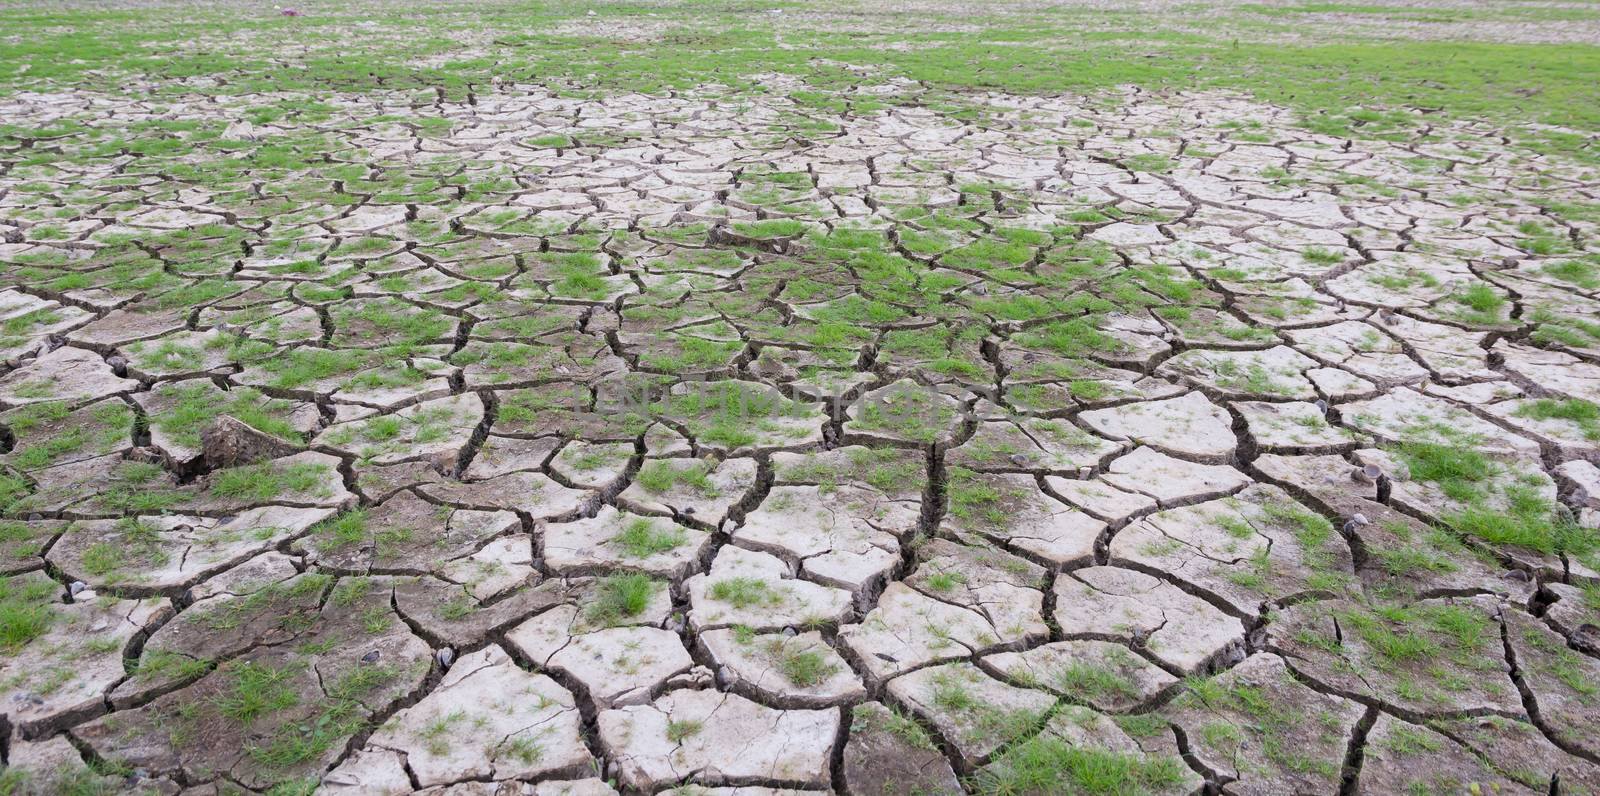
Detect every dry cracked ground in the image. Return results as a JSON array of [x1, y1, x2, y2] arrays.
[[2, 0, 1600, 794]]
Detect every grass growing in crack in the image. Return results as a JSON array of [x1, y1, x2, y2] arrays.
[[1541, 257, 1600, 289], [497, 735, 544, 765], [149, 384, 302, 448], [930, 667, 1044, 747], [1301, 246, 1343, 265], [418, 710, 468, 755], [0, 520, 48, 565], [852, 703, 937, 750], [95, 460, 181, 513], [586, 573, 656, 626], [775, 645, 835, 687], [1053, 660, 1140, 705], [195, 574, 329, 632], [247, 663, 401, 770], [258, 347, 368, 390], [436, 594, 476, 621], [971, 736, 1189, 796], [924, 570, 967, 592], [1369, 523, 1462, 578], [665, 719, 703, 743], [1113, 713, 1170, 739], [83, 517, 169, 580], [216, 660, 299, 725], [1449, 282, 1508, 324], [210, 461, 329, 501], [1340, 608, 1439, 665], [4, 401, 130, 470], [634, 460, 719, 497], [0, 473, 33, 516], [316, 510, 368, 550], [1514, 398, 1600, 441], [1395, 441, 1494, 502], [737, 631, 840, 688], [707, 576, 781, 609], [0, 760, 139, 796], [1395, 432, 1596, 556], [945, 467, 1026, 530], [612, 517, 687, 558], [0, 574, 57, 650], [1015, 318, 1123, 357], [1445, 505, 1595, 558], [132, 650, 213, 683]]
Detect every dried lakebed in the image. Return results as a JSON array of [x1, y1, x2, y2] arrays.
[[2, 19, 1600, 796]]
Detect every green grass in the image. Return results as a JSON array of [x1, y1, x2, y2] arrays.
[[634, 460, 719, 496], [1515, 398, 1600, 441], [708, 576, 781, 608], [210, 461, 328, 501], [665, 719, 703, 743], [971, 734, 1189, 796], [149, 384, 302, 447], [0, 575, 56, 650], [315, 510, 368, 550], [1395, 441, 1494, 502], [246, 663, 399, 771], [1450, 282, 1508, 324], [2, 2, 1596, 139], [761, 638, 837, 687], [1394, 437, 1598, 557], [612, 517, 687, 558], [586, 573, 657, 626], [1054, 660, 1140, 705], [215, 660, 300, 725]]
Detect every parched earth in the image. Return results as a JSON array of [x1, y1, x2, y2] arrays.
[[2, 2, 1600, 795]]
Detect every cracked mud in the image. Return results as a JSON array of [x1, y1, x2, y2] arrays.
[[1, 0, 1600, 794]]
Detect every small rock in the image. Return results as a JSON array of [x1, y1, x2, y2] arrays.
[[360, 650, 381, 664], [69, 581, 87, 595], [1573, 624, 1600, 655], [201, 415, 302, 468]]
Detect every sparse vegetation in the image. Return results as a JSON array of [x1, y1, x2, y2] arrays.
[[586, 573, 658, 626], [1, 0, 1595, 784]]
